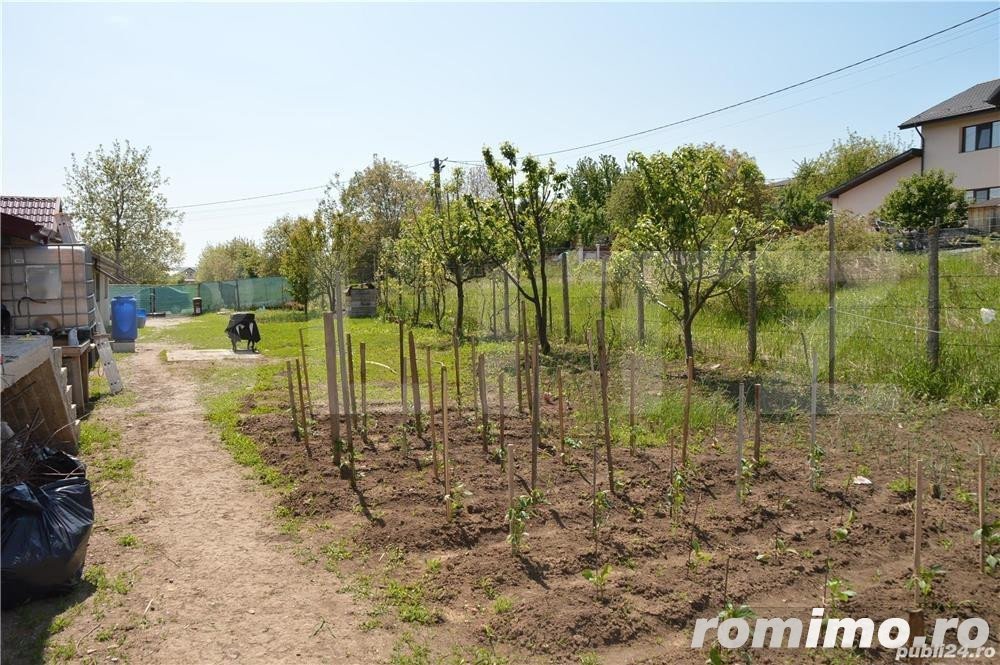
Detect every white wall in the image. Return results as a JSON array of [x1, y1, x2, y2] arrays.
[[830, 156, 921, 217], [922, 110, 1000, 191]]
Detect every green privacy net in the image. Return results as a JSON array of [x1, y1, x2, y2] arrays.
[[110, 277, 288, 314]]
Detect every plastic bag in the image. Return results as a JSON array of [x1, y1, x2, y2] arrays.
[[1, 449, 94, 609]]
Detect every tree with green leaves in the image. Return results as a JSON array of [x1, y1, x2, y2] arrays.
[[878, 170, 967, 229], [64, 140, 184, 282], [567, 155, 623, 247], [404, 169, 493, 336], [196, 237, 263, 281], [467, 142, 568, 354], [616, 145, 778, 358], [334, 157, 428, 280], [280, 215, 324, 319], [778, 130, 911, 229]]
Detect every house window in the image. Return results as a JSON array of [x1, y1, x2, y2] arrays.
[[962, 121, 1000, 152], [966, 187, 1000, 202]]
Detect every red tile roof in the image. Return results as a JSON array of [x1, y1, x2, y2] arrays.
[[0, 196, 63, 227]]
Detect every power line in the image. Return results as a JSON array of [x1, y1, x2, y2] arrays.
[[530, 7, 999, 158], [171, 185, 326, 210], [171, 159, 430, 210]]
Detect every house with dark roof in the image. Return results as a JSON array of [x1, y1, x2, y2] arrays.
[[823, 79, 1000, 233]]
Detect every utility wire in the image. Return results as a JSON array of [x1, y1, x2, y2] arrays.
[[530, 7, 999, 158]]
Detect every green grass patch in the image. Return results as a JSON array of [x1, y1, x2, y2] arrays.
[[78, 420, 120, 455]]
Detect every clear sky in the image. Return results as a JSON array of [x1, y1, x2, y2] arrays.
[[3, 2, 998, 267]]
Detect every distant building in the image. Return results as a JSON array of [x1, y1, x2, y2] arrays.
[[823, 79, 1000, 233], [180, 267, 197, 283]]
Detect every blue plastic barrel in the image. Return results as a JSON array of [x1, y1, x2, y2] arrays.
[[136, 308, 147, 329], [111, 296, 138, 341]]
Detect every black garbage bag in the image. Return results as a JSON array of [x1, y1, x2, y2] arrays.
[[225, 312, 260, 352], [1, 449, 94, 609]]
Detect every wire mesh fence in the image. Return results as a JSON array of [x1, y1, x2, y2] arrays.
[[381, 243, 999, 410]]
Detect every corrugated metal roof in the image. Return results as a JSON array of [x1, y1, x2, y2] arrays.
[[899, 79, 1000, 129], [0, 196, 63, 227]]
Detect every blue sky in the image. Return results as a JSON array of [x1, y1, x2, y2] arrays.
[[3, 2, 998, 267]]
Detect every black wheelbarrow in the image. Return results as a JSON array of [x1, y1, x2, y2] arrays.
[[225, 312, 261, 352]]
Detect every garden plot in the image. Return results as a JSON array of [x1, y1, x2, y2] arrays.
[[238, 363, 998, 665]]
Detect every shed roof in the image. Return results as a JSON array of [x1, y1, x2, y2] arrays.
[[898, 79, 1000, 129]]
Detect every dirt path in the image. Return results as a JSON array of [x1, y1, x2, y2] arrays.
[[69, 342, 387, 663]]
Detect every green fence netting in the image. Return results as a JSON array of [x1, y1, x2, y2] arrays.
[[110, 277, 289, 314]]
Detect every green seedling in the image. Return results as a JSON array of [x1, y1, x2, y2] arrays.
[[907, 564, 945, 598], [808, 442, 825, 491], [888, 477, 915, 497], [581, 563, 612, 599], [826, 577, 856, 608], [974, 520, 1000, 573], [506, 495, 536, 554], [668, 468, 686, 516]]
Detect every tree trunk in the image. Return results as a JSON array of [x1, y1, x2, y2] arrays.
[[682, 316, 695, 360]]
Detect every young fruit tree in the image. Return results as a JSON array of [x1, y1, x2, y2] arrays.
[[404, 169, 492, 337], [878, 169, 967, 369], [280, 215, 325, 320], [467, 142, 568, 355], [615, 145, 778, 359], [64, 140, 184, 283]]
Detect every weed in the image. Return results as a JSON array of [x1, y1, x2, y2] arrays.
[[492, 595, 513, 614], [100, 457, 135, 482], [446, 482, 472, 515], [477, 577, 499, 600], [390, 633, 431, 665], [954, 487, 977, 510], [425, 558, 442, 575], [668, 468, 686, 517], [578, 654, 602, 665], [47, 641, 77, 662], [385, 580, 438, 625], [117, 534, 138, 548], [688, 539, 712, 568], [321, 538, 354, 572], [888, 477, 916, 497]]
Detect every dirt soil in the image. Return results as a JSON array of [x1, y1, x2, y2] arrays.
[[244, 377, 1000, 665], [2, 340, 389, 664]]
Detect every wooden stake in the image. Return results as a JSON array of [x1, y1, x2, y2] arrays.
[[498, 374, 506, 452], [597, 320, 615, 494], [478, 353, 489, 453], [530, 340, 541, 491], [323, 312, 341, 466], [506, 443, 515, 513], [524, 326, 533, 417], [681, 356, 693, 467], [401, 362, 409, 455], [298, 328, 313, 416], [913, 459, 924, 606], [503, 272, 511, 336], [426, 347, 438, 481], [600, 255, 608, 321], [753, 383, 762, 469], [295, 358, 311, 456], [452, 333, 461, 408], [561, 251, 571, 342], [557, 367, 566, 464], [628, 352, 637, 454], [491, 275, 498, 338], [515, 334, 524, 414], [979, 453, 987, 574], [810, 349, 818, 453], [399, 320, 406, 410], [736, 382, 745, 501], [408, 331, 422, 432], [335, 277, 354, 476], [285, 360, 300, 441], [442, 367, 452, 520], [346, 333, 358, 432], [360, 342, 368, 441], [470, 339, 479, 418]]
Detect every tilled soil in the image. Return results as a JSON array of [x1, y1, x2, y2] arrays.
[[244, 389, 1000, 664]]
